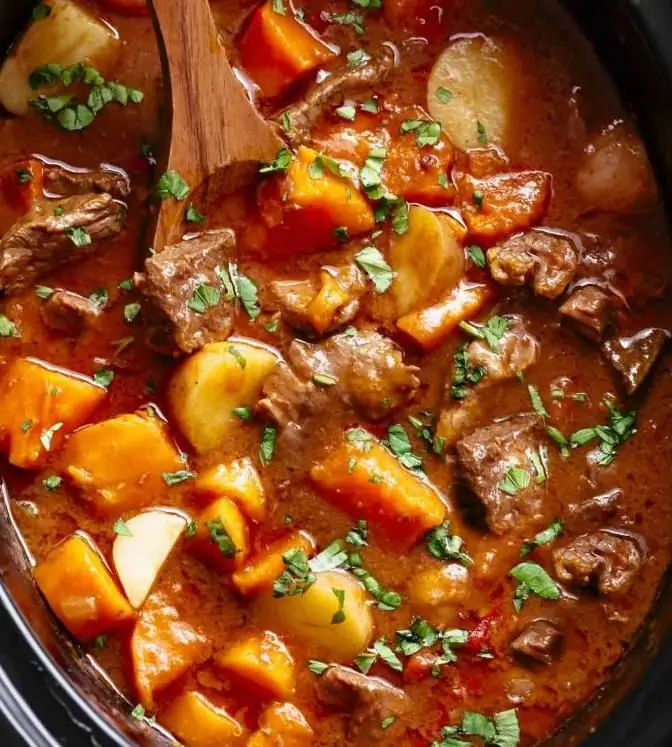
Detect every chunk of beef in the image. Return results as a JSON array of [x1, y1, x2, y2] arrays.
[[269, 264, 365, 334], [136, 230, 235, 354], [41, 290, 101, 335], [258, 330, 419, 427], [316, 665, 408, 740], [274, 47, 396, 147], [0, 194, 124, 295], [553, 531, 644, 595], [44, 165, 131, 200], [567, 488, 621, 526], [511, 620, 562, 665], [466, 315, 539, 383], [559, 285, 616, 342], [488, 231, 579, 299], [456, 413, 547, 536], [602, 327, 668, 394]]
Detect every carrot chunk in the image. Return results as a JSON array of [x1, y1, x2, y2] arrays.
[[34, 532, 134, 642], [310, 430, 447, 546], [0, 358, 106, 469], [214, 630, 296, 700], [130, 592, 211, 710], [161, 692, 245, 747], [0, 158, 44, 233], [239, 1, 335, 98], [231, 531, 316, 597], [189, 497, 250, 571], [195, 458, 266, 523], [248, 702, 313, 747], [398, 281, 495, 351]]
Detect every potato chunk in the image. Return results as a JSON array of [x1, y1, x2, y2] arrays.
[[112, 509, 187, 608], [254, 570, 373, 661], [408, 563, 469, 623], [215, 630, 296, 700], [0, 357, 106, 469], [195, 458, 266, 522], [34, 532, 134, 642], [162, 692, 245, 747], [427, 36, 521, 151], [248, 703, 313, 747], [189, 497, 250, 571], [389, 206, 465, 316], [61, 411, 183, 515], [0, 0, 119, 115], [168, 339, 280, 453]]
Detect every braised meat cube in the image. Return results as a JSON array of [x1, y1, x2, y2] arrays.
[[567, 488, 622, 526], [559, 285, 616, 342], [41, 290, 101, 335], [466, 315, 540, 383], [44, 165, 131, 200], [136, 230, 236, 354], [0, 194, 124, 295], [488, 230, 579, 299], [553, 531, 644, 595], [316, 665, 408, 740], [602, 327, 668, 394], [456, 413, 547, 535], [511, 619, 562, 665]]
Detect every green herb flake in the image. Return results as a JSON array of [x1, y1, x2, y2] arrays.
[[335, 104, 356, 121], [355, 246, 394, 293], [313, 372, 339, 386], [273, 549, 316, 597], [39, 422, 63, 451], [0, 315, 19, 338], [259, 426, 277, 466], [155, 171, 190, 200], [93, 369, 115, 388], [499, 467, 531, 496], [466, 245, 486, 268], [436, 86, 453, 103], [521, 518, 564, 557], [510, 561, 560, 611], [528, 384, 550, 418], [205, 518, 237, 558], [425, 521, 473, 566], [113, 517, 132, 537], [331, 587, 346, 624], [185, 203, 206, 225], [401, 118, 442, 148], [361, 98, 378, 113], [162, 470, 197, 486], [476, 120, 488, 145], [32, 3, 52, 19], [123, 302, 141, 323], [259, 148, 293, 174], [65, 226, 91, 247], [272, 0, 285, 14], [346, 48, 370, 67], [42, 475, 62, 491], [381, 715, 396, 730], [232, 405, 253, 421], [308, 660, 329, 675]]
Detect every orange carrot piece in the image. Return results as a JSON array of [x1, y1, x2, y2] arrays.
[[131, 592, 211, 710], [248, 703, 313, 747], [306, 270, 350, 334], [194, 458, 266, 523], [0, 358, 106, 469], [34, 532, 134, 642], [162, 692, 246, 747], [214, 630, 296, 700], [61, 411, 183, 515], [398, 281, 495, 351], [231, 531, 316, 597], [310, 430, 447, 546], [239, 1, 335, 98], [189, 497, 250, 571]]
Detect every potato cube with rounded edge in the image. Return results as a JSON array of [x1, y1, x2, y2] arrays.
[[195, 458, 266, 523], [248, 702, 313, 747], [189, 497, 250, 571], [161, 691, 246, 747], [34, 532, 134, 642], [61, 411, 183, 515], [215, 630, 296, 700]]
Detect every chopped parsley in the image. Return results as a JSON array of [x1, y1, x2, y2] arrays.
[[259, 426, 277, 466], [313, 372, 338, 386], [466, 245, 486, 268], [385, 423, 423, 471], [113, 518, 132, 537], [155, 170, 189, 200], [88, 288, 109, 308], [356, 638, 402, 674], [459, 314, 509, 353], [347, 48, 371, 67], [355, 246, 394, 293], [232, 405, 252, 421], [205, 518, 237, 558], [400, 118, 442, 148], [498, 467, 531, 496], [425, 521, 473, 566], [359, 147, 386, 199], [162, 470, 196, 486], [528, 384, 549, 418], [0, 315, 19, 338], [124, 302, 141, 323], [476, 120, 488, 145], [408, 412, 445, 457], [93, 369, 115, 388], [16, 168, 32, 184], [568, 399, 637, 466], [273, 549, 316, 597], [335, 104, 356, 121], [329, 11, 365, 34], [272, 0, 285, 14], [472, 188, 485, 209], [65, 226, 91, 247], [187, 284, 220, 314], [451, 344, 485, 400], [185, 204, 206, 225], [520, 518, 564, 557], [307, 660, 329, 675], [436, 86, 453, 103], [435, 709, 520, 747], [39, 422, 63, 451], [259, 148, 293, 174], [32, 3, 52, 19], [361, 98, 379, 113], [510, 561, 561, 611], [42, 475, 62, 491], [331, 588, 346, 624]]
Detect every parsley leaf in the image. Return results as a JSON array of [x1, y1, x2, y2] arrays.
[[520, 518, 564, 557], [187, 283, 220, 314], [385, 423, 423, 471], [436, 86, 453, 103], [355, 246, 394, 293], [425, 521, 473, 566], [162, 470, 196, 486], [273, 549, 316, 597], [65, 226, 91, 247], [510, 561, 560, 611], [154, 170, 190, 200], [0, 315, 19, 338], [205, 518, 237, 557], [466, 245, 486, 268], [451, 344, 485, 400], [113, 517, 132, 536], [259, 426, 277, 466], [498, 467, 531, 496], [259, 148, 293, 174]]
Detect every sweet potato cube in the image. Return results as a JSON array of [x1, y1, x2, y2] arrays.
[[0, 158, 44, 233], [162, 692, 245, 747], [232, 531, 316, 597], [248, 703, 313, 747], [189, 497, 250, 571], [215, 630, 296, 700], [0, 357, 106, 469], [131, 592, 211, 710], [195, 458, 266, 523], [398, 281, 495, 351], [239, 1, 335, 98], [311, 430, 447, 545], [61, 411, 183, 514], [34, 532, 134, 642]]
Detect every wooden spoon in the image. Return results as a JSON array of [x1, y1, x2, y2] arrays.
[[147, 0, 283, 249]]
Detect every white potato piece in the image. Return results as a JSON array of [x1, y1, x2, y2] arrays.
[[253, 569, 373, 661], [427, 35, 521, 151], [0, 0, 119, 116], [168, 338, 280, 453], [390, 205, 465, 316], [576, 124, 659, 213], [112, 508, 187, 608]]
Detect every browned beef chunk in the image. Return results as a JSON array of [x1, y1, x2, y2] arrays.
[[488, 231, 579, 299], [559, 285, 616, 342], [41, 290, 101, 335], [44, 165, 131, 200], [466, 316, 539, 383], [316, 665, 408, 740], [456, 413, 547, 536], [274, 47, 396, 147], [0, 194, 124, 295], [553, 531, 643, 595], [602, 327, 668, 394], [568, 488, 621, 526], [136, 230, 236, 354], [269, 264, 365, 334], [511, 619, 562, 664], [258, 330, 419, 427]]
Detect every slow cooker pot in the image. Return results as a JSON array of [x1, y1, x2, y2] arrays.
[[0, 0, 671, 744]]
